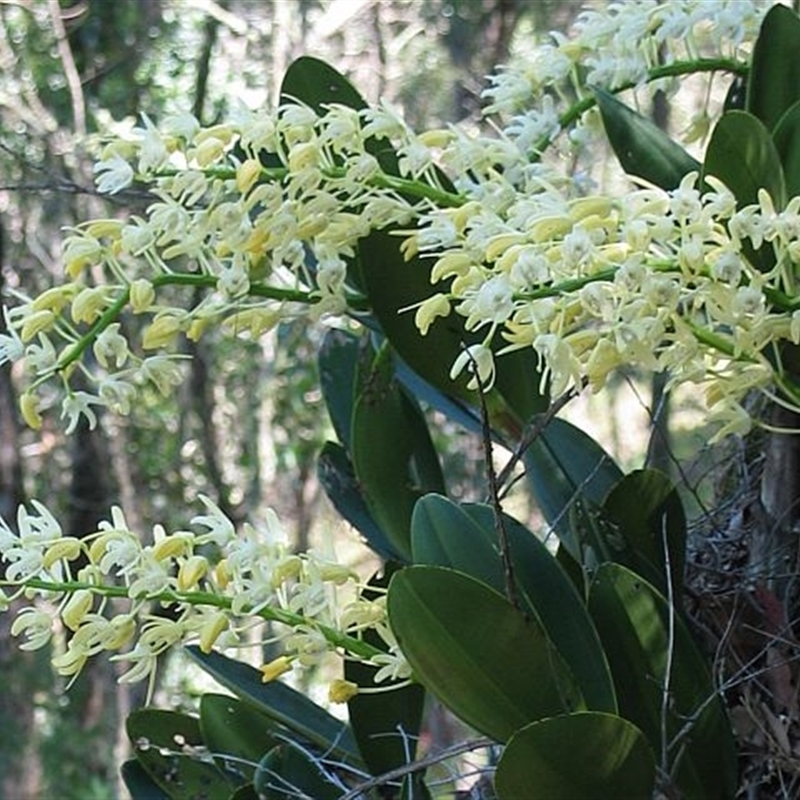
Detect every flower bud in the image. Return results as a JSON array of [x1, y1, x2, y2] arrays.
[[130, 279, 156, 313], [177, 555, 209, 591], [328, 679, 359, 704], [260, 655, 292, 683], [62, 589, 94, 631], [43, 537, 83, 570], [198, 612, 228, 654]]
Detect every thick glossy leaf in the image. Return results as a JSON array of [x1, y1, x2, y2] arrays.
[[358, 228, 477, 405], [703, 110, 784, 273], [351, 341, 445, 558], [588, 564, 737, 799], [773, 99, 800, 200], [358, 229, 547, 433], [121, 760, 170, 800], [524, 417, 622, 561], [704, 110, 786, 209], [388, 565, 583, 742], [318, 328, 360, 447], [126, 709, 234, 800], [280, 55, 367, 116], [345, 566, 426, 783], [495, 713, 655, 800], [255, 744, 341, 800], [602, 469, 686, 599], [200, 694, 279, 785], [594, 89, 699, 190], [185, 646, 362, 768], [317, 441, 403, 561], [410, 495, 615, 713], [747, 4, 800, 132]]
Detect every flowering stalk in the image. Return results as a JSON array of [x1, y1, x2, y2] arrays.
[[0, 497, 407, 694]]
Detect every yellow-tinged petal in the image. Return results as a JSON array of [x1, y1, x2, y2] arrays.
[[414, 293, 450, 335], [484, 233, 525, 263], [142, 315, 182, 350], [85, 219, 125, 239], [187, 317, 211, 342], [529, 215, 573, 243], [260, 655, 292, 683], [198, 612, 228, 654], [62, 589, 93, 631], [236, 158, 262, 194], [105, 614, 136, 650], [42, 537, 83, 569], [568, 196, 613, 221], [177, 555, 209, 591], [21, 310, 55, 342], [214, 559, 232, 590], [20, 392, 43, 430], [328, 679, 359, 704], [130, 279, 156, 313], [151, 533, 191, 561], [32, 285, 78, 314], [418, 129, 454, 148], [430, 252, 472, 284]]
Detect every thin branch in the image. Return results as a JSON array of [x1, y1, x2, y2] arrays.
[[469, 349, 521, 612], [339, 737, 494, 800], [659, 515, 676, 785], [47, 0, 86, 138], [496, 384, 580, 498]]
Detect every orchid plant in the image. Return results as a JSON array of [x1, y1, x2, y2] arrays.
[[1, 0, 798, 797]]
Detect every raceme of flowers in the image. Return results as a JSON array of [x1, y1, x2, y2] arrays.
[[0, 495, 409, 699], [0, 0, 785, 444]]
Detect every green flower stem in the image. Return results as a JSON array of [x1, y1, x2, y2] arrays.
[[683, 320, 738, 358], [52, 273, 351, 376], [536, 56, 749, 155], [162, 164, 467, 208], [6, 576, 384, 661], [57, 287, 131, 373], [517, 267, 618, 300]]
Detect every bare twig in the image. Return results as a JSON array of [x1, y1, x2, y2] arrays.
[[468, 349, 521, 612], [660, 515, 677, 785], [495, 384, 580, 498], [47, 0, 86, 137], [339, 737, 495, 800]]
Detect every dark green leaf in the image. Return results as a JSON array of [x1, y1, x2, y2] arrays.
[[121, 760, 170, 800], [410, 495, 615, 713], [495, 713, 655, 800], [280, 56, 367, 115], [126, 709, 233, 800], [704, 110, 786, 208], [351, 340, 445, 558], [594, 89, 700, 190], [358, 229, 477, 405], [588, 564, 737, 799], [524, 418, 622, 561], [199, 694, 279, 785], [317, 441, 403, 561], [388, 565, 583, 742], [255, 743, 341, 800], [185, 646, 362, 768], [602, 469, 686, 599], [773, 99, 800, 200], [703, 110, 784, 271], [747, 4, 800, 132], [318, 328, 360, 447]]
